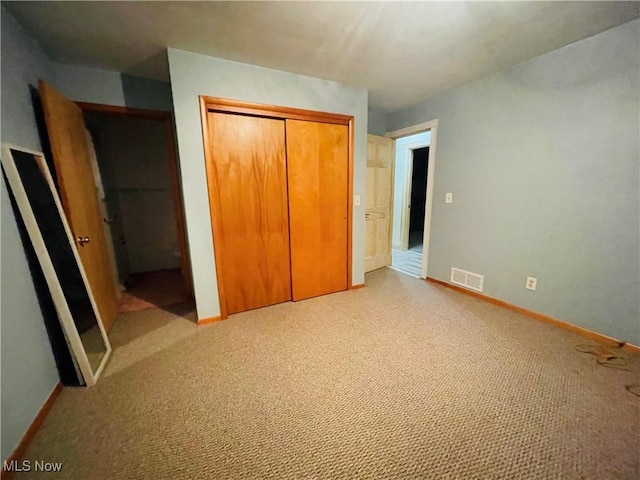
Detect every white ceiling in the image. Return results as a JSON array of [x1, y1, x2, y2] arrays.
[[5, 1, 639, 112]]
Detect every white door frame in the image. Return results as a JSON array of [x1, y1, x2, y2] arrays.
[[386, 119, 439, 279]]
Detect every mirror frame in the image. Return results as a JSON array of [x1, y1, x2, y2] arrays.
[[1, 143, 112, 386]]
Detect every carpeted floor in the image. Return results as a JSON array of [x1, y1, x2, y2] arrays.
[[15, 269, 640, 479]]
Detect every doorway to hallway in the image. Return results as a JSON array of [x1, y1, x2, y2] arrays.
[[407, 146, 429, 252], [389, 131, 430, 278]]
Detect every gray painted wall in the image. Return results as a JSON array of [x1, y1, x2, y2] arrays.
[[168, 49, 368, 320], [1, 7, 60, 462], [368, 109, 387, 135], [387, 20, 640, 344], [51, 63, 174, 113]]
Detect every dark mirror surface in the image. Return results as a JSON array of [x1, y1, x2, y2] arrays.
[[12, 149, 107, 373]]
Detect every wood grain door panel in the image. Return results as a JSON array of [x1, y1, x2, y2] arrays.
[[38, 80, 119, 331], [365, 134, 394, 272], [286, 119, 349, 301], [207, 112, 291, 314]]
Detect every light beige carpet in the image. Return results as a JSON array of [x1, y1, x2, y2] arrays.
[[15, 269, 640, 479]]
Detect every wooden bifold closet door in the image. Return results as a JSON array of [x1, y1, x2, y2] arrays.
[[206, 109, 350, 316]]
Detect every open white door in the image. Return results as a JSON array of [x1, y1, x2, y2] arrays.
[[364, 134, 395, 273]]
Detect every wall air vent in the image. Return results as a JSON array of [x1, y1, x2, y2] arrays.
[[451, 267, 484, 292]]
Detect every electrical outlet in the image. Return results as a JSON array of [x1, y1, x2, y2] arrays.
[[445, 192, 453, 203], [526, 276, 537, 291]]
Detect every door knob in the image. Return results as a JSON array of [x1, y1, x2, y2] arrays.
[[76, 236, 91, 246]]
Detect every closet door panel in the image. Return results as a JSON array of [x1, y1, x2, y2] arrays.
[[208, 113, 291, 314], [286, 120, 349, 301]]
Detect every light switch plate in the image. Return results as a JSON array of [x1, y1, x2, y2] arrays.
[[354, 195, 361, 206], [445, 192, 453, 204]]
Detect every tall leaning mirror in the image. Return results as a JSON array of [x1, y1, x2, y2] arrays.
[[2, 143, 111, 386]]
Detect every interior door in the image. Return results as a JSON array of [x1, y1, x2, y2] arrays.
[[365, 134, 395, 272], [286, 119, 349, 301], [38, 80, 119, 331], [207, 112, 292, 315]]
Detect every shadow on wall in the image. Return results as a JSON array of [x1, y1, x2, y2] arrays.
[[121, 50, 173, 112], [121, 74, 174, 112], [28, 86, 56, 182], [21, 86, 82, 385], [122, 49, 170, 83]]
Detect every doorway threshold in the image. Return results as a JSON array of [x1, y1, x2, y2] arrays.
[[390, 249, 422, 278]]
